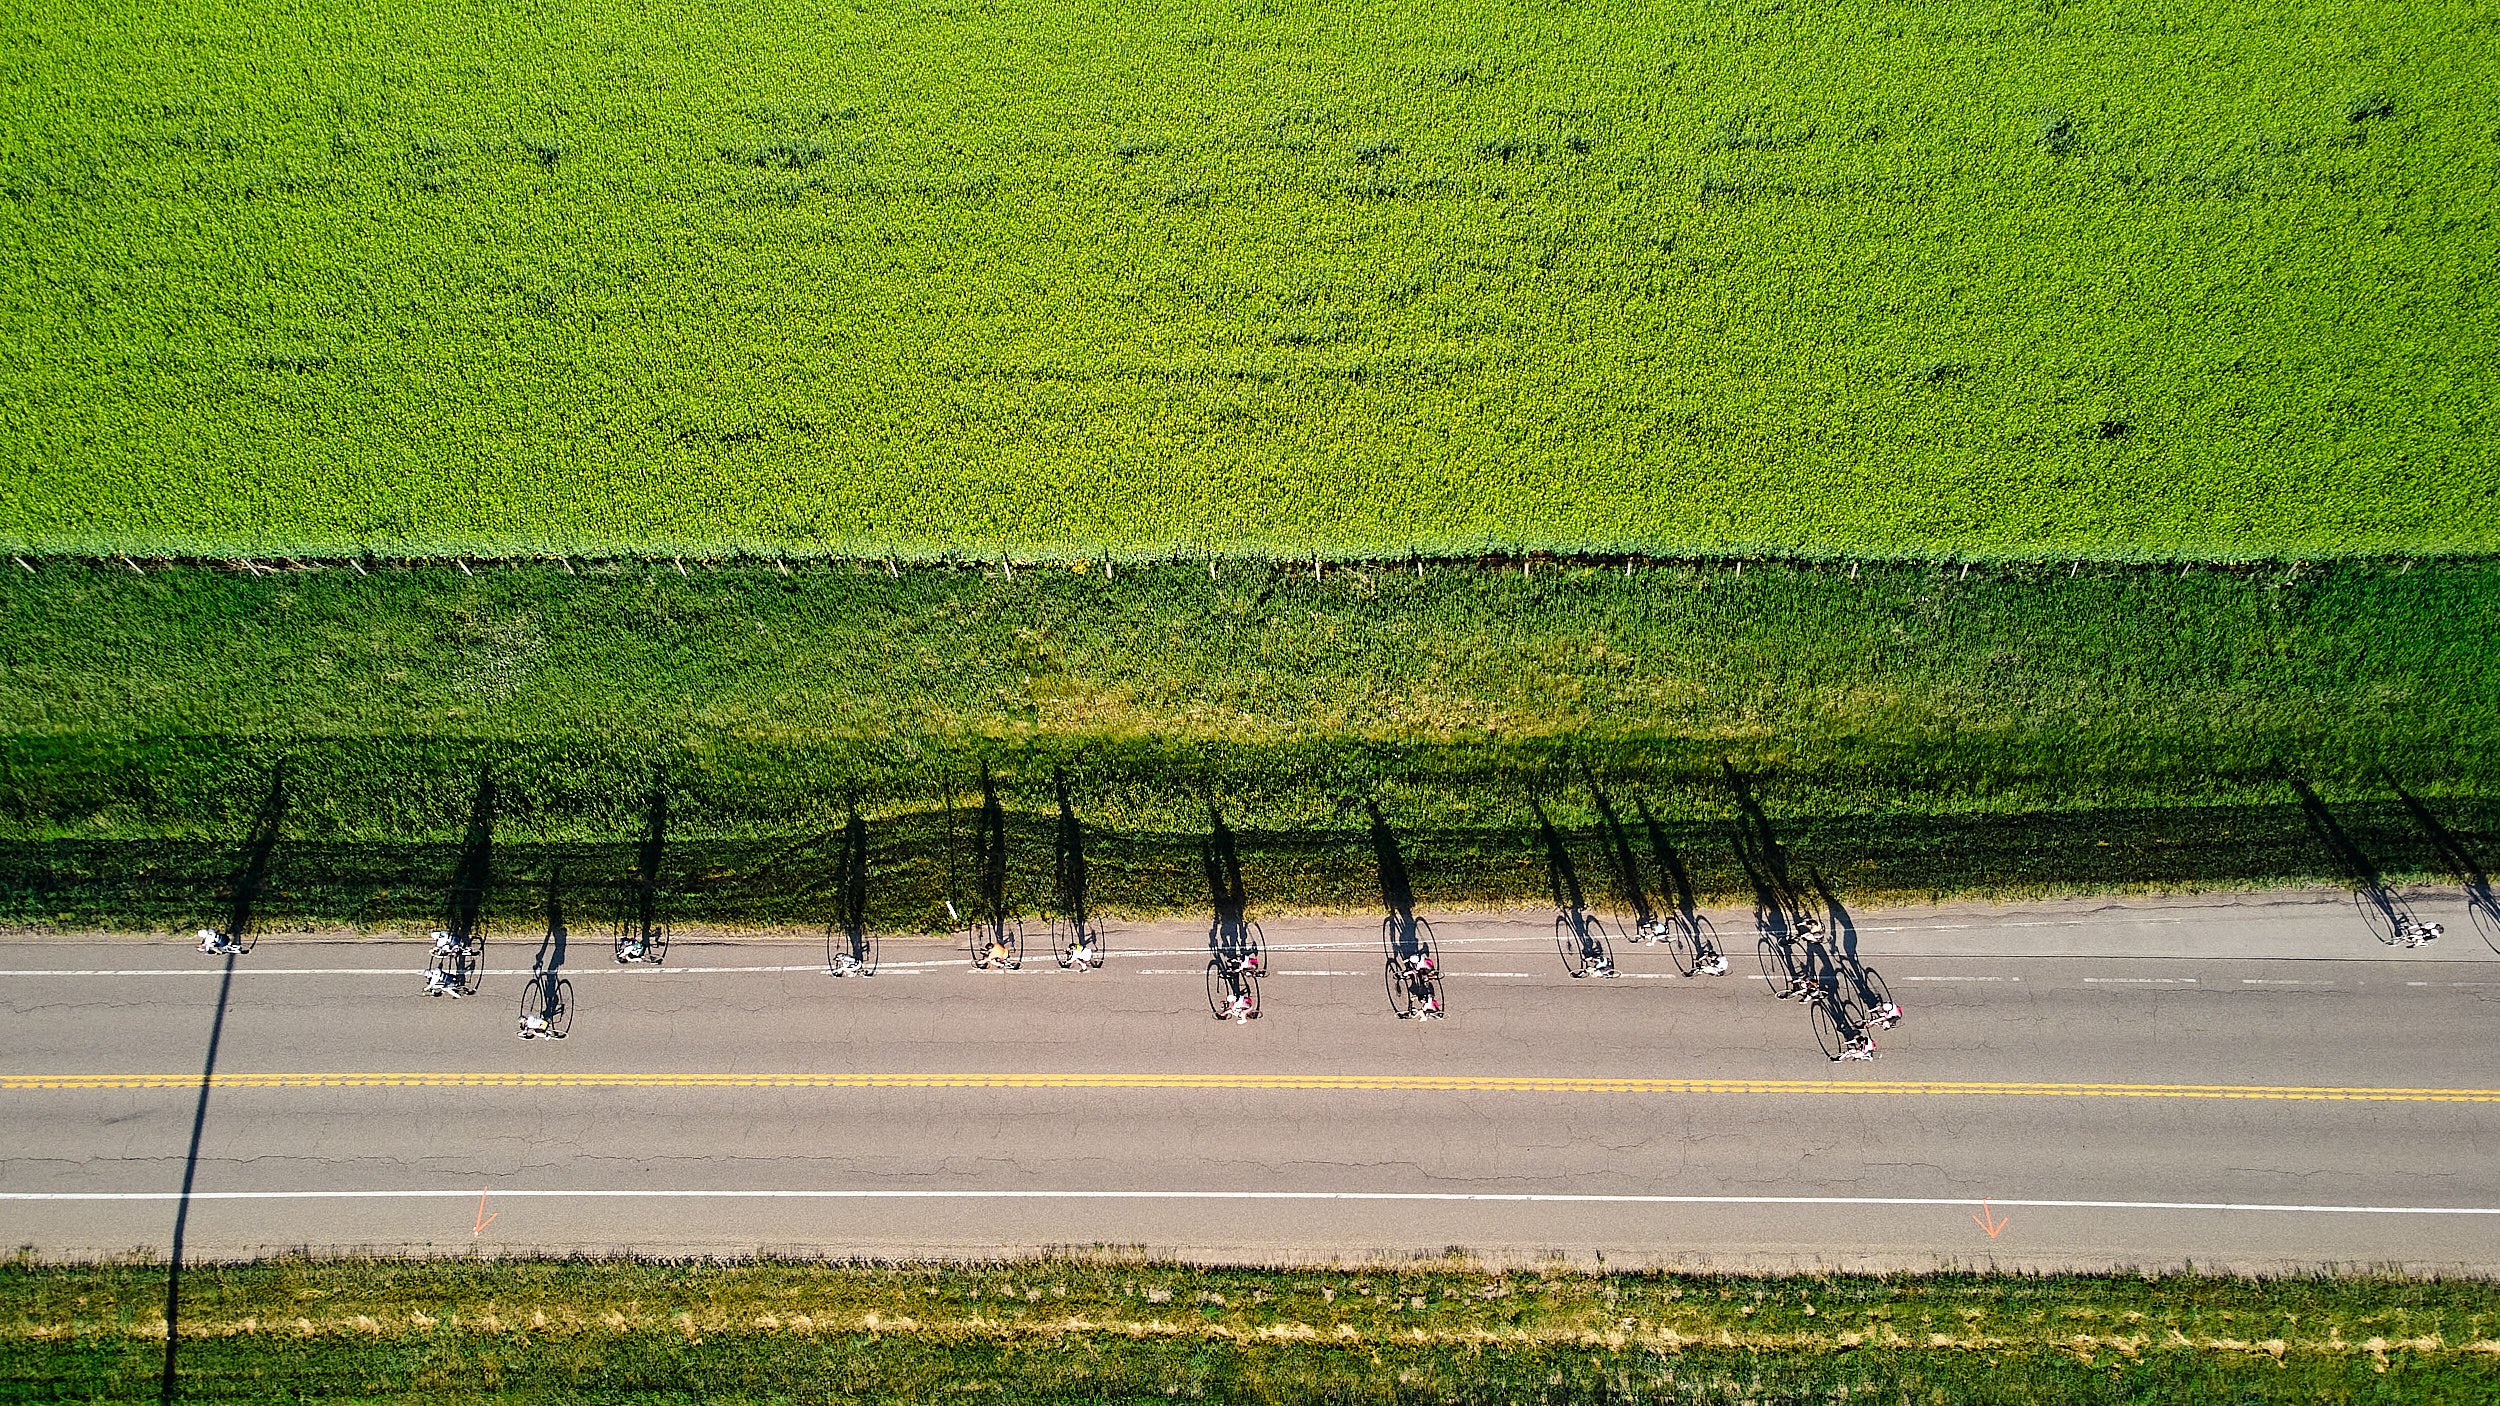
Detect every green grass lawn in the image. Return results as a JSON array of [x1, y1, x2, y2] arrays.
[[8, 1257, 2494, 1403], [2, 558, 2492, 926], [3, 0, 2494, 559]]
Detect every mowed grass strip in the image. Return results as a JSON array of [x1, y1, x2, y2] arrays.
[[3, 556, 2494, 923], [6, 1259, 2494, 1403], [2, 0, 2494, 558], [4, 557, 2492, 840]]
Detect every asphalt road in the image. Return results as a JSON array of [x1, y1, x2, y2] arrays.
[[6, 889, 2498, 1272]]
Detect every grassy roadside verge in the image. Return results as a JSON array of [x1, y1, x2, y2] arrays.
[[6, 1257, 2493, 1403], [4, 558, 2493, 927]]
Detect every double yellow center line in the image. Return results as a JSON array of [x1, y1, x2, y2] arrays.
[[5, 1072, 2497, 1102]]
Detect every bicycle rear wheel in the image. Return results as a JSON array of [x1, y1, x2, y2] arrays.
[[1808, 996, 1848, 1061], [2473, 901, 2500, 956], [1857, 966, 1894, 1022], [550, 978, 575, 1037], [1756, 935, 1791, 997], [520, 976, 547, 1030]]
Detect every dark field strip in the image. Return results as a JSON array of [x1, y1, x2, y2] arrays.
[[1, 559, 2492, 925], [6, 1259, 2492, 1404]]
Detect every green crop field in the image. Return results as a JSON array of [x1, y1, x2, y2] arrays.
[[4, 0, 2495, 560], [3, 558, 2492, 927], [9, 1257, 2495, 1403]]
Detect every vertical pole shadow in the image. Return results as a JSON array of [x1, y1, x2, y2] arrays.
[[162, 765, 285, 1401]]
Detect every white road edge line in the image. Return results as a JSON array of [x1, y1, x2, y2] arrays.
[[3, 1189, 2495, 1216]]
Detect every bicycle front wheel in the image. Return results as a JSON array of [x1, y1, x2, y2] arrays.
[[550, 978, 575, 1038], [1857, 966, 1894, 1022], [2473, 901, 2500, 956], [1206, 960, 1230, 1019]]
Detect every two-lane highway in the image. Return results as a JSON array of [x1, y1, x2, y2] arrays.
[[5, 889, 2497, 1271]]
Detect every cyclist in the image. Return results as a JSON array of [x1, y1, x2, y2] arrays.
[[518, 1010, 553, 1039], [1836, 1031, 1875, 1062], [1063, 931, 1101, 969], [430, 930, 463, 958], [982, 934, 1016, 969], [2395, 918, 2443, 947], [1580, 948, 1617, 978], [195, 928, 240, 956], [1221, 986, 1258, 1022], [1401, 950, 1435, 976], [422, 966, 464, 998], [830, 948, 866, 977], [617, 933, 649, 963], [1692, 934, 1729, 977]]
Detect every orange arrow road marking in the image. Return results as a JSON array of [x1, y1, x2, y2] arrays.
[[1973, 1200, 2009, 1238], [472, 1187, 497, 1236]]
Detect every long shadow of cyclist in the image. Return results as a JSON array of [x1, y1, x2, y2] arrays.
[[1808, 866, 1899, 1030], [1049, 769, 1104, 969], [1633, 796, 1728, 975], [614, 770, 670, 964], [1368, 800, 1444, 1018], [1204, 803, 1260, 970], [196, 765, 288, 957], [1202, 803, 1263, 1019], [1533, 796, 1616, 978], [2387, 776, 2498, 953], [519, 872, 572, 1040], [425, 770, 496, 998], [2288, 771, 2435, 946], [827, 803, 874, 975], [1585, 771, 1659, 941]]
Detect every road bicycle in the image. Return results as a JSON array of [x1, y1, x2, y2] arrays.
[[614, 913, 669, 966], [1843, 960, 1901, 1029], [1756, 929, 1812, 1000], [1554, 909, 1618, 978], [1206, 955, 1261, 1021], [1671, 914, 1730, 977], [423, 942, 481, 999], [518, 973, 574, 1039], [1382, 915, 1445, 1019], [1208, 918, 1265, 978], [965, 910, 1025, 971], [194, 926, 253, 957], [1804, 981, 1876, 1062], [2473, 899, 2500, 956], [825, 920, 878, 977], [1052, 914, 1106, 971]]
